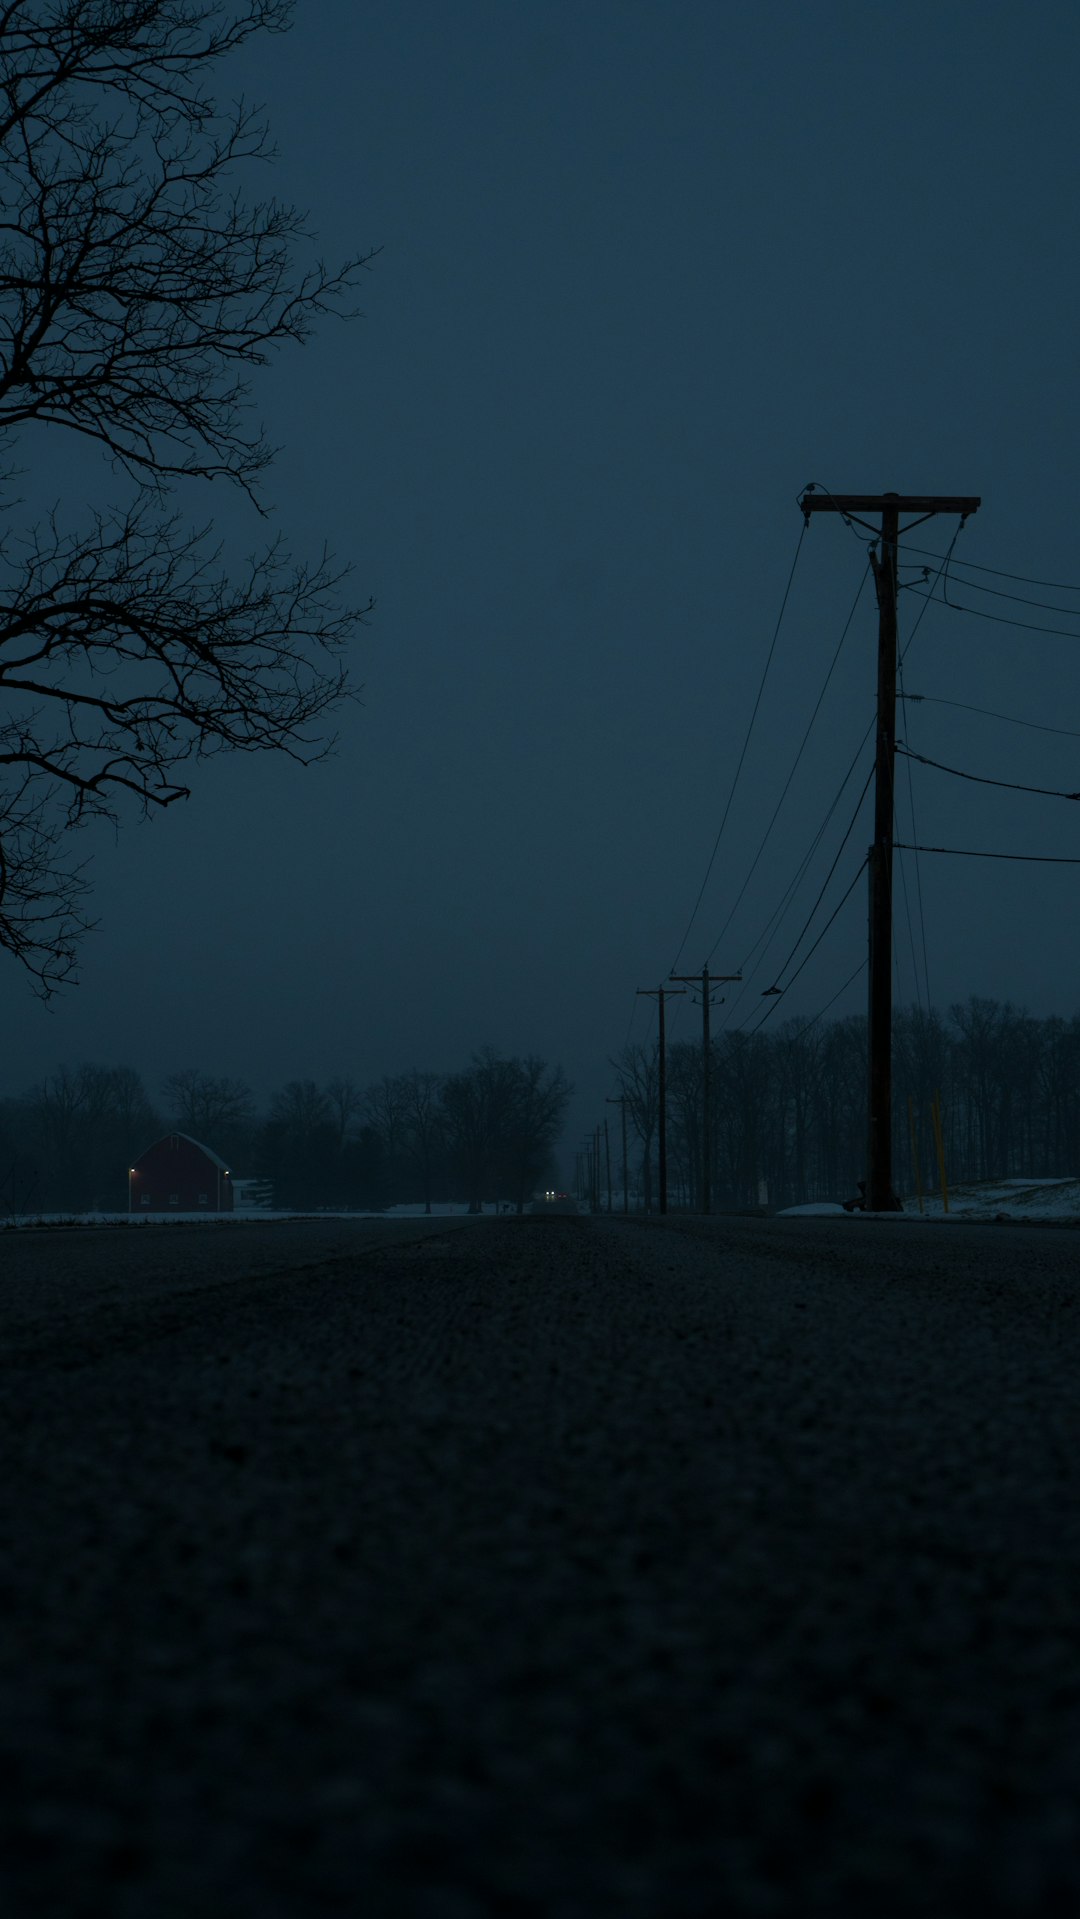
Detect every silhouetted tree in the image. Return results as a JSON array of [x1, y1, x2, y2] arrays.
[[259, 1078, 336, 1208], [770, 1019, 821, 1210], [714, 1031, 772, 1207], [440, 1049, 570, 1214], [398, 1070, 446, 1214], [501, 1056, 571, 1213], [0, 1, 372, 991], [162, 1068, 254, 1165], [1037, 1017, 1080, 1174], [812, 1015, 866, 1200], [363, 1075, 411, 1196], [13, 1061, 159, 1209], [610, 1042, 658, 1211], [667, 1041, 702, 1210], [441, 1050, 516, 1215], [326, 1076, 363, 1152]]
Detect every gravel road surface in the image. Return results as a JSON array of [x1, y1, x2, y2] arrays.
[[4, 1211, 1080, 1916]]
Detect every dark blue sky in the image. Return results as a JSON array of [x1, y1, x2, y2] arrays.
[[8, 0, 1080, 1160]]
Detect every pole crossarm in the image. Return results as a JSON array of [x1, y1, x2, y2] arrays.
[[800, 491, 981, 521], [670, 972, 741, 993]]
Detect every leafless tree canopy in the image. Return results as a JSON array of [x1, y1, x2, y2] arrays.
[[610, 998, 1080, 1214], [0, 1, 373, 989], [162, 1065, 253, 1142]]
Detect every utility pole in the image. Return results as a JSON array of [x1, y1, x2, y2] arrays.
[[604, 1117, 612, 1213], [606, 1096, 629, 1214], [637, 985, 685, 1215], [671, 967, 741, 1213], [799, 488, 980, 1210]]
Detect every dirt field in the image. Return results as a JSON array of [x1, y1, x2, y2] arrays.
[[3, 1211, 1080, 1916]]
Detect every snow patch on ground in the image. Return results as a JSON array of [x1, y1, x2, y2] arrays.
[[908, 1177, 1080, 1220], [3, 1201, 493, 1230], [780, 1178, 1080, 1222], [776, 1203, 849, 1218]]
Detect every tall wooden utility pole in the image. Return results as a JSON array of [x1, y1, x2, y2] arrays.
[[798, 488, 980, 1210], [671, 967, 741, 1213], [606, 1096, 629, 1214], [637, 985, 685, 1214]]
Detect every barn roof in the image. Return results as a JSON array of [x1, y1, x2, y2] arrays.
[[135, 1133, 232, 1171]]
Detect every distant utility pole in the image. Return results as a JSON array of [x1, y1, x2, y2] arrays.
[[606, 1095, 629, 1214], [799, 488, 980, 1211], [671, 967, 741, 1213], [637, 984, 685, 1215]]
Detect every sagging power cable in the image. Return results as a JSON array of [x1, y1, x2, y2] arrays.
[[701, 561, 870, 970], [900, 692, 1080, 742], [745, 855, 868, 1033], [668, 519, 808, 974], [896, 744, 1080, 802]]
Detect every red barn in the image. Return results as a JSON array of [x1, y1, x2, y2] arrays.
[[128, 1134, 234, 1213]]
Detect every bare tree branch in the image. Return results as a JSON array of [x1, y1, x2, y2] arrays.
[[0, 2, 372, 991]]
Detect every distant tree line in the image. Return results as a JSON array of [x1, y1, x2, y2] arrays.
[[0, 1049, 570, 1218], [610, 998, 1080, 1211]]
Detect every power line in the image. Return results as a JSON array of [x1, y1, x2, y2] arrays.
[[746, 856, 868, 1032], [892, 520, 966, 1014], [720, 794, 852, 1023], [895, 614, 926, 1014], [896, 545, 1080, 595], [895, 654, 931, 1013], [895, 843, 1080, 865], [894, 826, 924, 1015], [890, 637, 924, 1020], [719, 727, 875, 1025], [771, 854, 869, 997], [748, 761, 875, 1000], [902, 583, 1080, 643], [896, 744, 1080, 802], [898, 521, 963, 663], [802, 957, 868, 1035], [900, 692, 1080, 742], [700, 561, 870, 969], [941, 575, 1080, 620], [668, 519, 808, 974], [716, 516, 949, 1028]]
